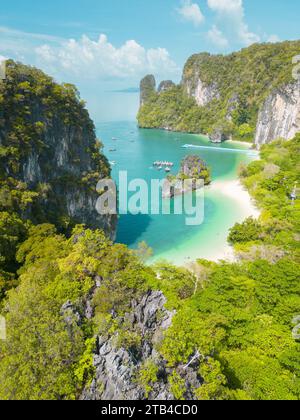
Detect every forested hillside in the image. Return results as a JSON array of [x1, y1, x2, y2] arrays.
[[0, 135, 299, 400], [0, 61, 116, 298]]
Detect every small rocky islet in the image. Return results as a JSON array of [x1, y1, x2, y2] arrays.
[[162, 155, 211, 199]]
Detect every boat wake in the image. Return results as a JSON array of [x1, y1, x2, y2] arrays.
[[182, 144, 258, 156]]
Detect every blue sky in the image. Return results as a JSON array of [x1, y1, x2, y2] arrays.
[[0, 0, 299, 121]]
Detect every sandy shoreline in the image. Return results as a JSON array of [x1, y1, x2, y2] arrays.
[[150, 179, 261, 267], [183, 179, 260, 265], [202, 179, 260, 263], [225, 140, 253, 148], [207, 179, 260, 220]]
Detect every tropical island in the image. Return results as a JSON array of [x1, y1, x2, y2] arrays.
[[0, 38, 299, 402], [138, 41, 300, 146]]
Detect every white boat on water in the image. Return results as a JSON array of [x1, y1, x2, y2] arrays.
[[153, 161, 174, 168]]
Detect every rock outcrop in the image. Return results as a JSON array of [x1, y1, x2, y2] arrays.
[[140, 76, 176, 103], [81, 290, 202, 400], [226, 94, 239, 122], [158, 80, 175, 93], [82, 291, 175, 400], [255, 81, 300, 146], [180, 155, 211, 185], [140, 75, 156, 106], [209, 129, 227, 143]]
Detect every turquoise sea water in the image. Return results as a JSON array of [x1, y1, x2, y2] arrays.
[[97, 121, 257, 264]]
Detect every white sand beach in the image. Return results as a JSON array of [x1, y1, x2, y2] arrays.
[[202, 179, 260, 263], [225, 140, 253, 148], [207, 179, 260, 220], [151, 179, 261, 266]]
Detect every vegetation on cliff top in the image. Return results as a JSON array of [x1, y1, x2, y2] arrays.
[[0, 61, 111, 292], [0, 225, 156, 399], [138, 41, 300, 142]]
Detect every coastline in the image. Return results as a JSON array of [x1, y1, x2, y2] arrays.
[[207, 179, 260, 221], [139, 126, 254, 150], [151, 179, 260, 266], [225, 139, 253, 148]]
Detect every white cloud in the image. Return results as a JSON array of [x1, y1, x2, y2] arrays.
[[35, 34, 179, 80], [177, 1, 205, 26], [0, 26, 64, 63], [0, 27, 179, 82], [207, 25, 229, 48], [207, 0, 242, 13], [207, 0, 260, 46]]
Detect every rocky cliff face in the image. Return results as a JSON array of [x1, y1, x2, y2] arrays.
[[182, 75, 220, 107], [163, 155, 211, 199], [255, 81, 300, 146], [18, 121, 116, 237], [0, 61, 117, 238]]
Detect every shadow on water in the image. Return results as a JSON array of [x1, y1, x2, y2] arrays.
[[116, 213, 152, 246]]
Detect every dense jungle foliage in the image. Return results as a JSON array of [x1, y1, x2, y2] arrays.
[[0, 61, 111, 295], [0, 136, 298, 400]]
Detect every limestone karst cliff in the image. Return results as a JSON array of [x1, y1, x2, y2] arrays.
[[140, 74, 156, 106], [255, 80, 300, 146], [182, 68, 220, 108], [0, 61, 116, 238], [138, 41, 300, 145]]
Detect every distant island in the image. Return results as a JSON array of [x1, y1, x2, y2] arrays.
[[137, 40, 300, 147]]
